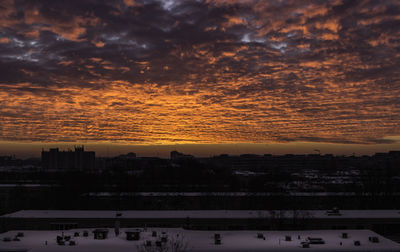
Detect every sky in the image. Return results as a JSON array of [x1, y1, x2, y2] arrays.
[[0, 0, 399, 157]]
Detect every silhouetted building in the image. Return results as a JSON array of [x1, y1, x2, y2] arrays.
[[119, 152, 136, 159], [0, 155, 21, 167], [41, 146, 95, 171], [170, 151, 194, 160], [389, 151, 400, 157], [96, 152, 138, 171]]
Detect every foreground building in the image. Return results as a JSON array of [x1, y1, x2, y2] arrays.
[[0, 228, 399, 251], [2, 210, 400, 236]]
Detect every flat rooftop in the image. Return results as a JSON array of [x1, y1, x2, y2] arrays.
[[2, 210, 400, 219], [1, 228, 399, 252]]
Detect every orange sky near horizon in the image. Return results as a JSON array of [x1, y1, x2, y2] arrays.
[[1, 140, 400, 158], [0, 0, 399, 155]]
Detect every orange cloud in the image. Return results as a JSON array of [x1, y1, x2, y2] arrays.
[[0, 0, 399, 146], [0, 37, 10, 44]]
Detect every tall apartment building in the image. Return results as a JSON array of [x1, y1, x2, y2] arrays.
[[41, 146, 95, 171]]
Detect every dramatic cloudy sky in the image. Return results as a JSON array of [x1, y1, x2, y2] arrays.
[[0, 0, 399, 156]]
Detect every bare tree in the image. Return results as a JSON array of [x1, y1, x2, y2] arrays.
[[137, 234, 188, 252], [168, 234, 188, 252]]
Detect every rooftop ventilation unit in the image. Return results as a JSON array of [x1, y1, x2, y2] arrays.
[[307, 237, 325, 244]]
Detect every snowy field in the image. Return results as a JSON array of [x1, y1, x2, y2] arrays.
[[1, 228, 399, 252]]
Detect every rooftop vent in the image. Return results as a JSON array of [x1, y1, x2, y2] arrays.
[[125, 230, 141, 241], [257, 233, 265, 239], [307, 237, 325, 244], [327, 207, 341, 216], [369, 236, 379, 243], [93, 229, 109, 240]]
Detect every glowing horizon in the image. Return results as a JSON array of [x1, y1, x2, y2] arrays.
[[1, 140, 400, 159]]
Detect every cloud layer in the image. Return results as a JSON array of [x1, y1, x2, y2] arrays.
[[0, 0, 399, 144]]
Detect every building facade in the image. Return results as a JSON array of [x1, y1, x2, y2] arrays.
[[41, 146, 95, 171]]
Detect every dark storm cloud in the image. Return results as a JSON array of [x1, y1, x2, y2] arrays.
[[0, 0, 399, 144]]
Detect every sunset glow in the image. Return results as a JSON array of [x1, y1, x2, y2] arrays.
[[0, 0, 399, 155]]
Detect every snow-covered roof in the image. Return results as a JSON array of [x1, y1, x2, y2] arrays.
[[2, 210, 400, 219], [0, 228, 399, 252], [85, 191, 400, 197]]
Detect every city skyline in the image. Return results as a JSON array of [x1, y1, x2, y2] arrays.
[[0, 0, 399, 156], [1, 141, 400, 158]]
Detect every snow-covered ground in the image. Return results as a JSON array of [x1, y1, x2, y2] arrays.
[[3, 209, 400, 219], [0, 228, 399, 252]]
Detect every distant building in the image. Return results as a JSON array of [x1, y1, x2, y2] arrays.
[[3, 209, 400, 236], [41, 146, 95, 171], [96, 152, 138, 171], [0, 155, 21, 167], [170, 151, 194, 160], [118, 152, 136, 159], [389, 151, 400, 157]]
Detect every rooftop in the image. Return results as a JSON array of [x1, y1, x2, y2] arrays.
[[1, 228, 399, 252], [2, 210, 400, 219]]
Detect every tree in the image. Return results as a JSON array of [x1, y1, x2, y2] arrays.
[[137, 234, 188, 252]]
